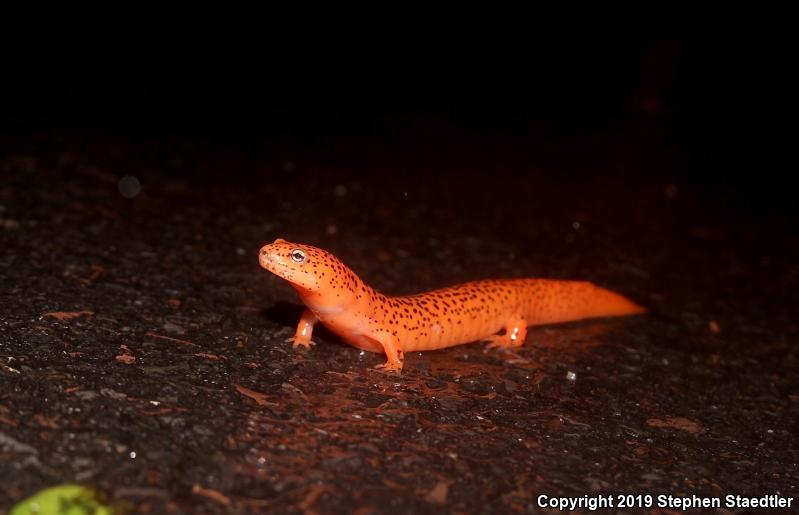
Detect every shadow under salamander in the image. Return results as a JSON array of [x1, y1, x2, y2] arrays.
[[260, 301, 341, 345]]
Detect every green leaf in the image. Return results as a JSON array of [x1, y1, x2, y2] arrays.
[[10, 484, 114, 515]]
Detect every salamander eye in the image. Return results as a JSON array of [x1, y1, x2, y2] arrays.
[[290, 249, 307, 263]]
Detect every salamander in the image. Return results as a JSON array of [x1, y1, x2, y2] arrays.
[[259, 239, 645, 372]]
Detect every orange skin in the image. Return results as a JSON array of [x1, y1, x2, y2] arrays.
[[259, 239, 646, 372]]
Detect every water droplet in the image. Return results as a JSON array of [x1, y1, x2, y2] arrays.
[[118, 176, 141, 198]]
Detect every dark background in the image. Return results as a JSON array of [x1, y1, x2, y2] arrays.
[[1, 30, 791, 200]]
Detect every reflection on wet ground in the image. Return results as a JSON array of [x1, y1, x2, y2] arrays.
[[229, 321, 632, 511]]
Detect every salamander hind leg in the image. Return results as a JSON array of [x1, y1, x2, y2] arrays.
[[370, 330, 404, 373], [286, 309, 318, 349], [485, 315, 528, 349]]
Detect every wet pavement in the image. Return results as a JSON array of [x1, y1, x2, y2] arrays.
[[1, 121, 797, 513]]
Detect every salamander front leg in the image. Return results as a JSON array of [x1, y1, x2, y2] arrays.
[[485, 315, 528, 349], [371, 330, 404, 373], [286, 309, 318, 349]]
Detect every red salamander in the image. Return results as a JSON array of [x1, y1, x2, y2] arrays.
[[259, 239, 646, 372]]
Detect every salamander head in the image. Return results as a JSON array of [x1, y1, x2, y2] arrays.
[[259, 238, 360, 311]]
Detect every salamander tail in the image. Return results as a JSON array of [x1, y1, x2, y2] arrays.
[[525, 280, 646, 326]]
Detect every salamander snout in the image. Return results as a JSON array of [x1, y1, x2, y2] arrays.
[[258, 245, 274, 269], [258, 243, 308, 271], [259, 239, 326, 292]]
